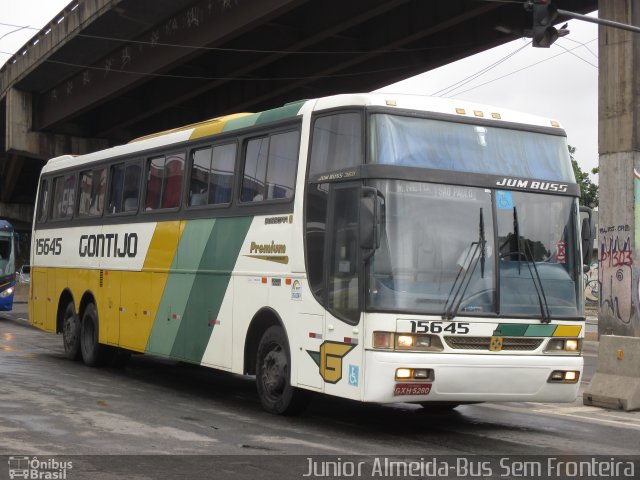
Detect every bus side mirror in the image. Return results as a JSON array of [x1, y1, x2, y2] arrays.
[[579, 206, 593, 271], [360, 187, 383, 258]]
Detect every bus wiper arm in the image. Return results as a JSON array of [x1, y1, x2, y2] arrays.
[[479, 207, 486, 278], [512, 207, 551, 324], [443, 208, 485, 320]]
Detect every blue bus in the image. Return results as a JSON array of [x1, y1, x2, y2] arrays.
[[0, 219, 17, 311]]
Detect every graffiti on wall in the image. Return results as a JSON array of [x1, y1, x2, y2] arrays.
[[598, 225, 633, 324]]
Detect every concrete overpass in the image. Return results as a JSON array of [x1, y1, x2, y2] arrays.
[[0, 0, 597, 229]]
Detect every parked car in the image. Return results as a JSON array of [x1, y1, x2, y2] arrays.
[[17, 265, 30, 284]]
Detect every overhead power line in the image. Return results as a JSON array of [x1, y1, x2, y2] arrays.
[[431, 40, 530, 97], [0, 21, 478, 56], [445, 38, 597, 98]]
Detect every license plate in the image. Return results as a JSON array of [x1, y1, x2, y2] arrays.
[[393, 383, 432, 396]]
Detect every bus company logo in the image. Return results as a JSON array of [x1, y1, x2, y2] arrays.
[[8, 456, 73, 479], [307, 341, 356, 384], [244, 241, 289, 264], [495, 177, 568, 193], [78, 233, 138, 258]]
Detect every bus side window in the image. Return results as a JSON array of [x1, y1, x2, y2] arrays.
[[241, 137, 268, 202], [309, 113, 362, 176], [51, 174, 76, 220], [36, 179, 49, 223], [145, 156, 165, 210], [145, 153, 184, 210], [241, 130, 299, 203], [108, 163, 141, 214], [189, 143, 236, 207], [78, 168, 107, 217], [123, 164, 141, 212], [210, 143, 236, 204], [189, 147, 212, 206], [162, 153, 184, 209], [266, 131, 298, 200]]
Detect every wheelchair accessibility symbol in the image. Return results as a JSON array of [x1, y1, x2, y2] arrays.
[[348, 364, 359, 387], [496, 190, 514, 209]]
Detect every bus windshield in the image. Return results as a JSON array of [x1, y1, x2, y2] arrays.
[[369, 113, 574, 182], [367, 180, 582, 318]]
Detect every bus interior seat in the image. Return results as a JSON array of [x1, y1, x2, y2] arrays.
[[123, 197, 138, 212]]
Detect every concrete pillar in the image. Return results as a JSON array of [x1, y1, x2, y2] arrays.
[[5, 88, 108, 159], [583, 0, 640, 411]]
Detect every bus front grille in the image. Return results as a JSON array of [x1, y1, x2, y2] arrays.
[[444, 336, 544, 351]]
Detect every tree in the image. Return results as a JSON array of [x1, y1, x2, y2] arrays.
[[569, 145, 598, 208]]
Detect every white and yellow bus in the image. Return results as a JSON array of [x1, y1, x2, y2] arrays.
[[30, 93, 592, 414]]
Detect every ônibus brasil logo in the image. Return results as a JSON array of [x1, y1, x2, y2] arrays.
[[8, 456, 73, 479]]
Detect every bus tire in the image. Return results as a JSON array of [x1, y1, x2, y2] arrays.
[[62, 302, 81, 360], [80, 303, 109, 367], [256, 325, 309, 415]]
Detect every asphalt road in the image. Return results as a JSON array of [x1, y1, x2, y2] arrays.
[[1, 303, 639, 479]]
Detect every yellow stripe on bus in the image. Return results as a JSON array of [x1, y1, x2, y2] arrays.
[[553, 325, 582, 337], [117, 221, 185, 352]]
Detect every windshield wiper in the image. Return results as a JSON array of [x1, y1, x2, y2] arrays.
[[443, 208, 485, 320], [511, 207, 551, 324]]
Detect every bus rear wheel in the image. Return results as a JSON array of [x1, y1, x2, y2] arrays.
[[62, 302, 81, 360], [80, 303, 109, 367], [256, 326, 309, 415]]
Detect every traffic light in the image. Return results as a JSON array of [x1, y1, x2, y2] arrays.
[[531, 0, 559, 48]]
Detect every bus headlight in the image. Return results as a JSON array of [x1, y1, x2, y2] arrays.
[[545, 338, 582, 353], [396, 334, 431, 350], [0, 287, 14, 298], [373, 332, 443, 352]]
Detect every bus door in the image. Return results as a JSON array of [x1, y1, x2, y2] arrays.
[[320, 183, 370, 400]]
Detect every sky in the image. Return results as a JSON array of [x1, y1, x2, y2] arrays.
[[0, 1, 599, 181]]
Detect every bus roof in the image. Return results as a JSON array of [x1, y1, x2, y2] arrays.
[[41, 93, 563, 174]]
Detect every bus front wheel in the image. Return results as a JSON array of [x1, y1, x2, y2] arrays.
[[62, 302, 81, 360], [256, 326, 309, 415], [80, 303, 109, 367]]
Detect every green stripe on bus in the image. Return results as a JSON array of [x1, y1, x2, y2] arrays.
[[171, 216, 253, 363], [221, 101, 305, 133], [494, 323, 559, 337], [254, 101, 306, 125], [524, 325, 557, 337], [146, 220, 216, 355], [493, 324, 529, 336]]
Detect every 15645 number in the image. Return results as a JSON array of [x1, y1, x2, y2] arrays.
[[36, 237, 62, 256], [409, 320, 470, 334]]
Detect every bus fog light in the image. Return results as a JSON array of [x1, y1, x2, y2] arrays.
[[413, 369, 430, 379], [415, 336, 431, 348], [548, 370, 580, 383], [373, 332, 392, 349], [396, 368, 412, 379], [550, 371, 564, 381], [564, 371, 579, 382]]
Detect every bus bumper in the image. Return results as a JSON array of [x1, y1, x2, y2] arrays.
[[363, 351, 582, 403]]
